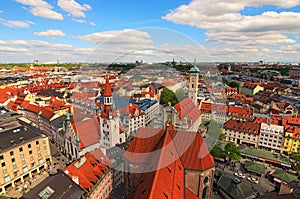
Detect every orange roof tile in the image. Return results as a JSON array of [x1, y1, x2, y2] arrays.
[[223, 119, 260, 135], [64, 152, 110, 192], [74, 117, 100, 148], [103, 76, 112, 97], [174, 98, 201, 125]]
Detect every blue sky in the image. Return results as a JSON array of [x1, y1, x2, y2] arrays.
[[0, 0, 300, 63]]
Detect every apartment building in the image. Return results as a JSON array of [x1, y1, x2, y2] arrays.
[[258, 122, 284, 153], [0, 116, 52, 194], [223, 119, 260, 148]]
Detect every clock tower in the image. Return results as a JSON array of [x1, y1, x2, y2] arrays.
[[99, 75, 126, 155], [188, 59, 199, 106]]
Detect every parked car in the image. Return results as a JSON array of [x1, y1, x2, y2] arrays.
[[234, 172, 245, 179], [247, 177, 259, 184]]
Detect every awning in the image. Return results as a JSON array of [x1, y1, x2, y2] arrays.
[[273, 177, 287, 184], [281, 163, 292, 168], [269, 169, 275, 175]]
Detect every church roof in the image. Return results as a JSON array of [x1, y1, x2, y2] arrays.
[[124, 127, 214, 198], [103, 76, 112, 97]]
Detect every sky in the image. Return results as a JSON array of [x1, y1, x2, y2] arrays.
[[0, 0, 300, 63]]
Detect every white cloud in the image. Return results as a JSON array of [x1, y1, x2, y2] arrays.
[[15, 0, 63, 20], [0, 38, 300, 63], [0, 18, 31, 28], [163, 0, 300, 49], [34, 29, 66, 38], [15, 0, 52, 8], [30, 7, 63, 20], [57, 0, 91, 18], [89, 21, 96, 26], [76, 29, 153, 49], [72, 18, 87, 23]]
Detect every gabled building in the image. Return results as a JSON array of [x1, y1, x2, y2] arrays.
[[239, 82, 264, 96], [281, 116, 300, 154], [223, 119, 260, 147], [165, 97, 202, 131], [120, 103, 145, 140], [64, 151, 113, 199], [123, 126, 215, 199]]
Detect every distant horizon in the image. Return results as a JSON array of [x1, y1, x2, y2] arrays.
[[0, 60, 299, 65]]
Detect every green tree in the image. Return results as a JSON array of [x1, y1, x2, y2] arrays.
[[290, 151, 300, 174], [225, 142, 241, 162], [211, 145, 226, 159], [228, 81, 239, 89], [175, 89, 185, 102], [218, 133, 226, 141], [160, 88, 179, 106]]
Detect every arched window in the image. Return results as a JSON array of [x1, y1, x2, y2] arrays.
[[203, 176, 209, 185]]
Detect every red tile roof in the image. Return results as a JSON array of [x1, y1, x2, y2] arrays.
[[64, 151, 110, 192], [124, 127, 214, 171], [74, 117, 100, 148], [132, 132, 184, 199], [228, 106, 253, 119], [173, 98, 201, 125], [223, 119, 260, 135], [103, 76, 112, 97], [119, 103, 144, 118], [200, 102, 212, 113]]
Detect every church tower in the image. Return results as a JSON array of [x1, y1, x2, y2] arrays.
[[99, 75, 126, 155], [188, 59, 199, 106]]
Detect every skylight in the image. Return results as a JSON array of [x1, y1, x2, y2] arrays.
[[38, 186, 55, 199]]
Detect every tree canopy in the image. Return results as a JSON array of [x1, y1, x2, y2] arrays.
[[225, 142, 241, 161], [160, 88, 179, 106]]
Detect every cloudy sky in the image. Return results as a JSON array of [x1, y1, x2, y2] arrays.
[[0, 0, 300, 63]]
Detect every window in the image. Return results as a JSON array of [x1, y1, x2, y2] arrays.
[[30, 156, 34, 161], [19, 147, 23, 152], [36, 141, 39, 145], [0, 155, 3, 160], [1, 162, 5, 167], [38, 153, 41, 157], [21, 154, 24, 159], [3, 169, 7, 174], [13, 164, 17, 169], [23, 167, 28, 173], [29, 150, 32, 155], [10, 151, 14, 156], [4, 176, 10, 183], [11, 158, 15, 163], [28, 144, 31, 148], [37, 147, 40, 151], [22, 160, 26, 165]]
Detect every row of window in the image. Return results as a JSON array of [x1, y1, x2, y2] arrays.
[[0, 141, 40, 160], [1, 154, 41, 168]]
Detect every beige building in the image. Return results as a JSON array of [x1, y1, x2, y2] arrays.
[[0, 116, 52, 194], [239, 82, 264, 96], [223, 119, 260, 148]]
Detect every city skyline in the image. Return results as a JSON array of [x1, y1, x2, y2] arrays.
[[0, 0, 300, 63]]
